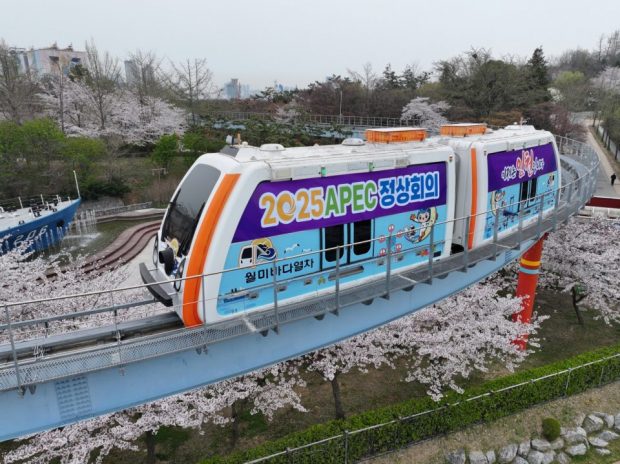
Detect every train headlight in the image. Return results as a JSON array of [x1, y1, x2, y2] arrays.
[[173, 258, 185, 292], [152, 236, 159, 266]]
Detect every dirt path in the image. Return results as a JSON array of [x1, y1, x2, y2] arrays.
[[369, 380, 620, 464]]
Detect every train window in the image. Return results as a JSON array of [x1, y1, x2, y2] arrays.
[[519, 182, 529, 205], [352, 220, 371, 256], [162, 164, 221, 255], [519, 178, 539, 209], [529, 178, 538, 200], [324, 224, 345, 262]]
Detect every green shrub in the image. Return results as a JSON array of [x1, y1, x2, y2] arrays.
[[542, 417, 561, 441], [201, 343, 620, 464], [151, 134, 179, 170], [82, 176, 131, 200]]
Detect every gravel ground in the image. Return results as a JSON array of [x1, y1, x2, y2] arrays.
[[369, 380, 620, 464]]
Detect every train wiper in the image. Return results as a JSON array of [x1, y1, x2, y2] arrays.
[[162, 189, 181, 239]]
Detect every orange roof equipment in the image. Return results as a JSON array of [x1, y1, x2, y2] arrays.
[[440, 123, 487, 137], [365, 127, 427, 143]]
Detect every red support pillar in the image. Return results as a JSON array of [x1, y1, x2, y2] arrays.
[[512, 234, 547, 350]]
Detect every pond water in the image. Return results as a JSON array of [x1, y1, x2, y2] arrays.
[[60, 219, 152, 259]]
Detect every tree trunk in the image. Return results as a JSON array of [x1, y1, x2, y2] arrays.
[[230, 400, 240, 449], [145, 430, 156, 464], [330, 372, 345, 420], [571, 287, 585, 326]]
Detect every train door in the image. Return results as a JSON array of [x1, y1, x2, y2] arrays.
[[321, 219, 374, 269], [519, 178, 538, 210], [321, 224, 348, 269], [350, 219, 373, 262]]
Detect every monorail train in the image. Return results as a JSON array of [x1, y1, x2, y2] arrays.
[[140, 123, 561, 327]]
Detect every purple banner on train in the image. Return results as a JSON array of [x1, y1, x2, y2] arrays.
[[232, 162, 447, 242], [487, 142, 557, 192]]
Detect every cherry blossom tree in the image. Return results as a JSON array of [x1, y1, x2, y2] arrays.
[[39, 78, 186, 145], [392, 282, 543, 400], [591, 66, 620, 94], [539, 218, 620, 324], [304, 325, 408, 419], [0, 222, 574, 462], [0, 240, 154, 344], [3, 362, 306, 464], [400, 97, 450, 132], [0, 241, 306, 464], [302, 277, 541, 414]]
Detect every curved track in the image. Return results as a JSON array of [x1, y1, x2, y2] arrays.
[[0, 135, 600, 441]]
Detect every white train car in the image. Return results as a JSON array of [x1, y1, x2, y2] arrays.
[[141, 128, 456, 326], [437, 123, 561, 250]]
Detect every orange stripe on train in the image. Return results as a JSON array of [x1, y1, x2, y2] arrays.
[[467, 147, 477, 250], [182, 174, 240, 327]]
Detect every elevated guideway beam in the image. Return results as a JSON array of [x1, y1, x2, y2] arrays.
[[0, 136, 599, 441]]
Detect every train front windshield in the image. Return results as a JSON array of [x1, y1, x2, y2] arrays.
[[161, 164, 221, 256]]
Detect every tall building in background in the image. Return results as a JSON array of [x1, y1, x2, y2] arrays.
[[223, 78, 254, 99], [124, 59, 155, 86], [124, 60, 140, 86], [224, 78, 241, 99], [14, 43, 86, 76]]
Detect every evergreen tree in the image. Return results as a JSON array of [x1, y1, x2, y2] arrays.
[[381, 64, 401, 90], [526, 47, 551, 103]]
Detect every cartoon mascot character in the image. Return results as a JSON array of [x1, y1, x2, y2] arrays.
[[491, 189, 506, 216], [406, 207, 437, 243]]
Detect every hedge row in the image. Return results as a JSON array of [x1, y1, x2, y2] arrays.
[[203, 343, 620, 464]]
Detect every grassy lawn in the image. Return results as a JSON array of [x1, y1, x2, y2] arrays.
[[573, 440, 620, 463], [523, 289, 620, 367], [573, 441, 620, 463]]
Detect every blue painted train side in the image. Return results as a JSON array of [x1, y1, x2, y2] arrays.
[[215, 157, 453, 316], [218, 204, 450, 316], [483, 170, 557, 240]]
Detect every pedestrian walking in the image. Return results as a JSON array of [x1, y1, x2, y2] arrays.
[[612, 173, 617, 186]]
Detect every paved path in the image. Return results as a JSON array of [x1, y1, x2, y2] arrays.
[[120, 236, 155, 288], [585, 125, 620, 198]]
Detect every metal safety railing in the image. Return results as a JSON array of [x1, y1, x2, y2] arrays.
[[244, 352, 620, 464], [91, 202, 154, 218], [199, 111, 417, 128], [0, 194, 73, 214], [0, 135, 600, 394]]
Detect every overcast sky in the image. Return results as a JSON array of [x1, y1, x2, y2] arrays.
[[2, 0, 619, 90]]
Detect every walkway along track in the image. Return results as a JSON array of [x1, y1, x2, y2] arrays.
[[0, 135, 601, 441]]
